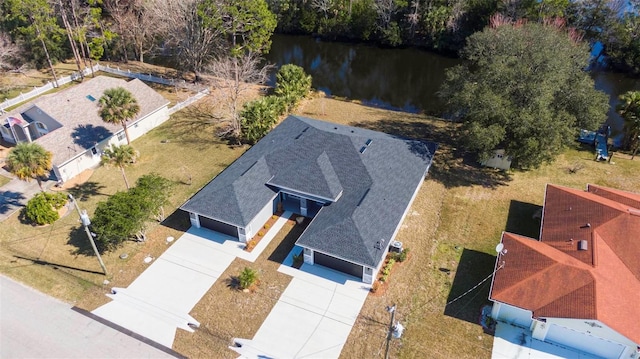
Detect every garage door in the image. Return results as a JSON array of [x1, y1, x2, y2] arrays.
[[314, 251, 362, 279], [546, 324, 625, 359], [199, 216, 238, 239]]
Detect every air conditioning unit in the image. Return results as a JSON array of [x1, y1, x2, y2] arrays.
[[390, 241, 403, 253]]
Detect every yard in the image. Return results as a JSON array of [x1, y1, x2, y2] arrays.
[[1, 78, 639, 358]]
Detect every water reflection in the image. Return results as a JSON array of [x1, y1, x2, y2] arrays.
[[266, 34, 640, 130]]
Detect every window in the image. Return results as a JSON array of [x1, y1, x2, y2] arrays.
[[0, 126, 9, 135], [117, 132, 126, 141], [36, 122, 47, 130], [90, 146, 99, 156]]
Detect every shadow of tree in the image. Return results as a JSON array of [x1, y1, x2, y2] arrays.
[[0, 190, 26, 214], [351, 117, 512, 189], [67, 181, 107, 202], [67, 225, 98, 256], [443, 248, 496, 325], [505, 200, 542, 239], [72, 125, 113, 149]]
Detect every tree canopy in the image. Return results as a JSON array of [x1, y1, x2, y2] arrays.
[[617, 91, 640, 150], [439, 20, 609, 169], [101, 144, 138, 189], [98, 87, 140, 145], [6, 142, 53, 190]]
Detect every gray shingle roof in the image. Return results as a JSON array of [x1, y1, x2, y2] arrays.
[[181, 115, 437, 268], [0, 76, 169, 166]]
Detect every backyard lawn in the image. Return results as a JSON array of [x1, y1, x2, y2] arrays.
[[1, 76, 639, 358]]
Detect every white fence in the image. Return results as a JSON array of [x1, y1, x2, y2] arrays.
[[168, 88, 210, 115], [1, 63, 201, 113]]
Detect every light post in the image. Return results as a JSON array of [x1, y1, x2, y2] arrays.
[[384, 304, 405, 359], [68, 193, 107, 275]]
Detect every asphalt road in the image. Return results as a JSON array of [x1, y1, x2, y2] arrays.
[[0, 275, 178, 358]]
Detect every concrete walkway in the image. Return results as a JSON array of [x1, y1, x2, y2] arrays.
[[92, 212, 293, 348], [492, 322, 601, 359], [1, 275, 177, 358], [0, 166, 56, 222], [231, 246, 371, 359]]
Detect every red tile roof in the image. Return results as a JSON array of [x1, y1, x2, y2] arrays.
[[490, 184, 640, 345]]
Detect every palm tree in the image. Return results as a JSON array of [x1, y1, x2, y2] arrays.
[[101, 144, 138, 189], [617, 91, 640, 152], [5, 142, 53, 191], [98, 87, 140, 145]]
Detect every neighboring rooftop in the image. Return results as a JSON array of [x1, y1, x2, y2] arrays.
[[0, 75, 169, 166], [181, 115, 437, 268], [491, 184, 640, 345]]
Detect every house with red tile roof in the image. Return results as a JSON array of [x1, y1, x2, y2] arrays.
[[489, 184, 640, 359], [0, 76, 169, 183]]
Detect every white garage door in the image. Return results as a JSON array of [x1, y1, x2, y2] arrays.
[[546, 324, 625, 359]]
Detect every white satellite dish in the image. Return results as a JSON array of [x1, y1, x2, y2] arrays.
[[495, 243, 504, 254]]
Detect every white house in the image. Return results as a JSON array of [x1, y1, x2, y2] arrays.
[[489, 184, 640, 359], [1, 76, 169, 183]]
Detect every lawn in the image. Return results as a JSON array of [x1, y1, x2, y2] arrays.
[[1, 84, 639, 358]]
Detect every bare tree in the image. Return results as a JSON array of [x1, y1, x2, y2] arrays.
[[104, 0, 163, 62], [0, 31, 21, 71], [151, 0, 224, 79], [312, 0, 333, 19], [374, 0, 396, 30], [206, 52, 274, 140]]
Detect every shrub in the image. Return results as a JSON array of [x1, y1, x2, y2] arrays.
[[274, 64, 312, 111], [258, 231, 265, 236], [24, 192, 68, 225], [245, 239, 257, 251], [292, 251, 304, 268], [370, 281, 380, 293], [241, 96, 281, 144], [238, 267, 259, 290], [392, 248, 410, 262], [264, 224, 270, 229]]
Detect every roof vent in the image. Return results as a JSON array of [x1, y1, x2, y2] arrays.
[[578, 240, 588, 251]]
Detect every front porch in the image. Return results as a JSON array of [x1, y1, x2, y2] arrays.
[[280, 193, 323, 218]]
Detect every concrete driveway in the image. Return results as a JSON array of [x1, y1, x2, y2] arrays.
[[92, 212, 293, 349], [492, 322, 601, 359], [231, 248, 371, 359]]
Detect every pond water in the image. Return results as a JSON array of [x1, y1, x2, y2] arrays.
[[265, 34, 640, 135]]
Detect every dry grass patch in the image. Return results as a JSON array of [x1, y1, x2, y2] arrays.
[[295, 96, 640, 359], [173, 216, 306, 358]]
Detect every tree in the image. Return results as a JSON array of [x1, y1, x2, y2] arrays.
[[104, 0, 163, 63], [98, 87, 140, 145], [274, 64, 312, 111], [6, 142, 53, 191], [1, 0, 65, 86], [439, 20, 609, 168], [241, 96, 283, 144], [132, 173, 173, 221], [101, 144, 138, 189], [0, 31, 22, 71], [91, 190, 146, 250], [208, 52, 274, 141], [616, 91, 640, 151], [24, 192, 67, 225]]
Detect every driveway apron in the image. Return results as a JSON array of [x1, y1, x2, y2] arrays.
[[92, 229, 236, 348]]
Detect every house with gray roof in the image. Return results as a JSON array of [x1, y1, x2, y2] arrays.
[[181, 115, 437, 283], [0, 76, 169, 182]]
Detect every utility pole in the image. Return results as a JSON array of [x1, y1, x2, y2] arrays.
[[68, 194, 107, 275]]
